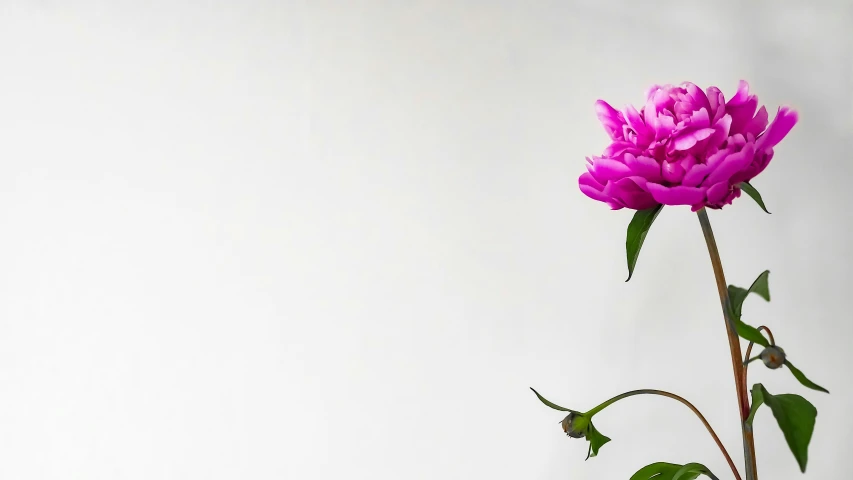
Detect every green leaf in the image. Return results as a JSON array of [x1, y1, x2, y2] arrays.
[[630, 462, 683, 480], [584, 423, 610, 460], [673, 462, 718, 480], [727, 270, 771, 319], [630, 462, 717, 480], [735, 319, 770, 348], [739, 182, 771, 214], [749, 383, 817, 473], [747, 383, 765, 425], [625, 205, 663, 282], [785, 361, 830, 394], [529, 387, 576, 412]]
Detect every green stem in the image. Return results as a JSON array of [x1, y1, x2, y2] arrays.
[[697, 208, 757, 480], [744, 356, 761, 366], [585, 389, 741, 480]]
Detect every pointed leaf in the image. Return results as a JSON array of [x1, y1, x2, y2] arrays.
[[750, 384, 817, 473], [673, 462, 718, 480], [530, 387, 575, 412], [630, 462, 683, 480], [739, 182, 771, 214], [584, 423, 610, 460], [727, 270, 770, 319], [785, 361, 829, 393], [747, 383, 765, 425], [630, 462, 717, 480], [625, 205, 663, 281], [735, 318, 770, 347]]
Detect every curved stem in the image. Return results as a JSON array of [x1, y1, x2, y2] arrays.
[[759, 325, 775, 346], [586, 389, 741, 480], [697, 208, 757, 480]]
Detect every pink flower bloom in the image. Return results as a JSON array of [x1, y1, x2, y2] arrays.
[[579, 81, 798, 211]]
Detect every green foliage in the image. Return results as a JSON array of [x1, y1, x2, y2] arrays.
[[625, 205, 663, 281], [529, 388, 610, 460], [630, 461, 718, 480], [530, 388, 575, 412], [748, 384, 818, 473], [785, 361, 829, 394], [727, 270, 770, 320], [739, 182, 771, 214], [727, 271, 771, 346], [585, 423, 610, 460]]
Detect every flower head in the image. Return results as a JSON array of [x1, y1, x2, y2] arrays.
[[579, 81, 798, 211]]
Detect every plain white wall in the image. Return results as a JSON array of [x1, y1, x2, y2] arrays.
[[1, 1, 851, 479]]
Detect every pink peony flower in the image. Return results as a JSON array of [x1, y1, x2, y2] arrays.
[[579, 81, 798, 211]]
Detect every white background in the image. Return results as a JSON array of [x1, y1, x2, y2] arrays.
[[1, 1, 851, 479]]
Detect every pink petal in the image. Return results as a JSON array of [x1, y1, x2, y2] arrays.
[[755, 107, 798, 152], [646, 183, 707, 206], [624, 153, 663, 181], [654, 114, 676, 141], [679, 154, 698, 172], [671, 127, 715, 151], [706, 86, 726, 123], [687, 107, 711, 128], [682, 164, 711, 187], [728, 96, 758, 134], [578, 173, 611, 203], [662, 160, 686, 183], [590, 158, 632, 183], [706, 182, 732, 204], [684, 82, 710, 112], [703, 144, 755, 186], [744, 106, 768, 137], [603, 141, 640, 158], [705, 114, 732, 148], [595, 100, 625, 140], [645, 84, 663, 101], [607, 177, 658, 210], [624, 104, 652, 144], [726, 80, 750, 107]]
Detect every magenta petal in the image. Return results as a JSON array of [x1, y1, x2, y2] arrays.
[[595, 100, 625, 140], [647, 183, 707, 206], [662, 160, 686, 183], [682, 164, 711, 187], [728, 97, 758, 134], [706, 114, 732, 148], [704, 144, 755, 186], [579, 173, 611, 203], [590, 158, 632, 183], [688, 107, 711, 128], [706, 87, 726, 123], [744, 106, 768, 137], [705, 147, 732, 172], [608, 177, 658, 210], [684, 82, 710, 111], [655, 114, 676, 141], [644, 84, 663, 101], [603, 141, 639, 158], [671, 127, 715, 151], [706, 182, 731, 204], [624, 153, 662, 181], [755, 107, 798, 151], [726, 80, 750, 107]]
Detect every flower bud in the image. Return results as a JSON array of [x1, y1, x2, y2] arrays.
[[760, 345, 786, 369], [560, 412, 588, 438]]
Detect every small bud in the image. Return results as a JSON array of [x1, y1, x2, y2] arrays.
[[760, 345, 786, 369], [561, 412, 588, 438]]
